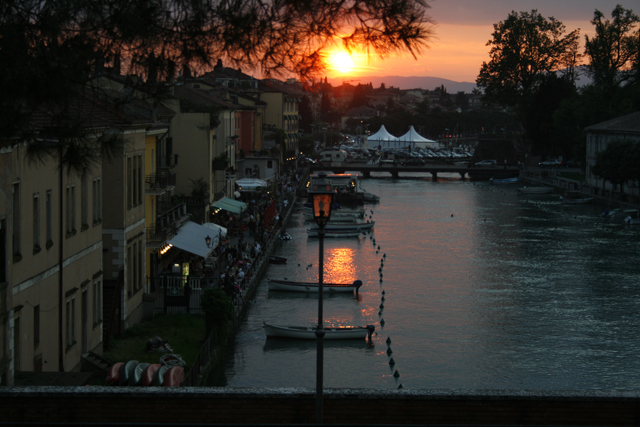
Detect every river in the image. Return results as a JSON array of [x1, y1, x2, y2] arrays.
[[208, 173, 640, 391]]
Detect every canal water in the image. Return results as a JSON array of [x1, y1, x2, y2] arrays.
[[208, 174, 640, 391]]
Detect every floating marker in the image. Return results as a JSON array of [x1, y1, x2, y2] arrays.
[[378, 267, 382, 272], [393, 370, 400, 378], [381, 296, 385, 301], [398, 384, 403, 389], [377, 245, 380, 250], [389, 357, 395, 365], [380, 318, 385, 325], [382, 290, 385, 295], [379, 278, 383, 282], [383, 254, 386, 258], [386, 337, 392, 345], [386, 347, 393, 355], [379, 303, 384, 309], [378, 311, 382, 316]]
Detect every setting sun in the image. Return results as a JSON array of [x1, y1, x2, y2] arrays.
[[328, 51, 354, 74]]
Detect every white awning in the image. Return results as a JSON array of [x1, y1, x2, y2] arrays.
[[202, 222, 228, 239], [167, 221, 217, 258], [236, 178, 268, 191], [211, 197, 247, 214]]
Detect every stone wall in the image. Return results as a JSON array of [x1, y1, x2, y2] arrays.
[[1, 388, 639, 425]]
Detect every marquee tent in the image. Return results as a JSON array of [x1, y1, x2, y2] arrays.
[[236, 178, 269, 192], [367, 125, 398, 149], [167, 221, 218, 258], [211, 197, 247, 214], [397, 126, 439, 149]]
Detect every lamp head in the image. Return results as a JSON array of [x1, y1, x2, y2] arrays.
[[309, 172, 335, 227]]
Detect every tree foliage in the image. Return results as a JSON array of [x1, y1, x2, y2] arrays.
[[591, 139, 640, 193], [585, 5, 640, 89], [1, 0, 435, 143], [200, 287, 233, 335], [476, 10, 580, 109]]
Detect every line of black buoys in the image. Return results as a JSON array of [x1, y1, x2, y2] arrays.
[[386, 337, 391, 345]]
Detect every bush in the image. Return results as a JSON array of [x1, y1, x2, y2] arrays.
[[200, 287, 233, 335]]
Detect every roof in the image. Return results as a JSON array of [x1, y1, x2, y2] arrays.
[[167, 221, 218, 258], [584, 111, 640, 134], [173, 85, 241, 110]]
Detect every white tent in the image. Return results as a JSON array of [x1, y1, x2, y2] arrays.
[[397, 126, 439, 149], [367, 125, 398, 149], [236, 178, 269, 192], [167, 221, 219, 258]]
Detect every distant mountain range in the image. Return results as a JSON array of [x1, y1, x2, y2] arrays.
[[328, 75, 478, 93]]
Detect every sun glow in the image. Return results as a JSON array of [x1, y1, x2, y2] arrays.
[[328, 50, 355, 74]]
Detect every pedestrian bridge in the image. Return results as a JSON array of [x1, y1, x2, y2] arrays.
[[311, 162, 520, 180]]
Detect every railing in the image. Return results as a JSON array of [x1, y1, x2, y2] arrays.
[[145, 168, 176, 192], [182, 330, 215, 387]]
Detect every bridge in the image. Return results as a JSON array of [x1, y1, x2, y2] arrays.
[[311, 162, 521, 181]]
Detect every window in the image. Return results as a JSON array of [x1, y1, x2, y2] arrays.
[[81, 175, 88, 230], [46, 190, 52, 245], [12, 182, 20, 258], [267, 160, 273, 169], [66, 296, 76, 348], [93, 279, 102, 325], [66, 184, 76, 235], [92, 177, 101, 225], [34, 305, 40, 347], [33, 193, 40, 251], [127, 156, 133, 209]]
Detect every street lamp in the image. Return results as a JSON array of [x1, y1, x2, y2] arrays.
[[308, 171, 335, 424]]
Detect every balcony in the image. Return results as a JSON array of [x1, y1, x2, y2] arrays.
[[145, 168, 176, 195], [147, 202, 189, 247]]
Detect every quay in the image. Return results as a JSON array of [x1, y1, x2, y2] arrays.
[[311, 162, 520, 180]]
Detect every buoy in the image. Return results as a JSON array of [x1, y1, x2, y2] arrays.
[[380, 318, 385, 325], [398, 384, 403, 389], [297, 263, 300, 267], [451, 214, 454, 217], [386, 347, 393, 355], [382, 290, 385, 295], [378, 267, 382, 272], [383, 253, 386, 258], [386, 337, 392, 344], [389, 357, 395, 365], [381, 296, 385, 301], [379, 278, 383, 282], [377, 245, 380, 250], [378, 311, 382, 316], [393, 370, 400, 378], [380, 303, 384, 309]]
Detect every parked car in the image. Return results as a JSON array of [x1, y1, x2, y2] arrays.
[[475, 160, 497, 167], [539, 159, 563, 168], [403, 158, 425, 166]]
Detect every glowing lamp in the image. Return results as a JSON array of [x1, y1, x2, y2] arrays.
[[309, 172, 335, 227]]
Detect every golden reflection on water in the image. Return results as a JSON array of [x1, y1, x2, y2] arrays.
[[324, 247, 357, 283]]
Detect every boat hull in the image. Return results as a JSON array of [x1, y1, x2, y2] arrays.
[[518, 186, 554, 194], [307, 230, 363, 237], [268, 256, 287, 264], [163, 366, 184, 387], [307, 221, 374, 231], [263, 323, 374, 340], [268, 279, 362, 293]]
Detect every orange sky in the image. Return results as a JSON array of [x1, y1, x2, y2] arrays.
[[325, 0, 629, 83]]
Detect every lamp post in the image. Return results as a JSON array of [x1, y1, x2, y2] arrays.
[[308, 171, 335, 424]]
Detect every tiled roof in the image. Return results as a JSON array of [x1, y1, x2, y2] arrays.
[[174, 85, 241, 110]]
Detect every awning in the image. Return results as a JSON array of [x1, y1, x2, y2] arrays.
[[211, 196, 247, 214], [167, 221, 217, 258], [236, 178, 268, 191], [202, 223, 228, 243]]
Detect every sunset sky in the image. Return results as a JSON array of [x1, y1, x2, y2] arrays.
[[327, 0, 631, 83]]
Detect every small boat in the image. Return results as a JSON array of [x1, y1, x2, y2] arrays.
[[268, 278, 363, 293], [151, 365, 170, 386], [601, 208, 621, 218], [163, 366, 184, 387], [118, 360, 139, 385], [623, 209, 640, 225], [307, 229, 363, 238], [263, 322, 375, 340], [303, 212, 360, 222], [518, 186, 554, 194], [560, 192, 594, 204], [268, 255, 287, 264], [307, 221, 375, 232], [129, 362, 150, 386], [490, 176, 519, 184], [141, 363, 162, 387], [363, 192, 380, 203], [106, 362, 123, 385]]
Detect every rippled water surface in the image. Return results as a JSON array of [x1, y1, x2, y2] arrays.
[[209, 175, 640, 390]]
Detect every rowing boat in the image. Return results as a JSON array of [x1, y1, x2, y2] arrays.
[[307, 229, 363, 237], [268, 278, 363, 293], [263, 322, 375, 340]]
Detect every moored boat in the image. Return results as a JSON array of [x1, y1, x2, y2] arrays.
[[163, 366, 184, 387], [129, 362, 150, 386], [141, 363, 161, 387], [106, 362, 124, 385], [151, 365, 170, 386], [560, 192, 594, 204], [263, 322, 375, 340], [268, 278, 363, 293], [268, 255, 287, 264], [118, 360, 139, 385], [518, 186, 554, 194], [307, 229, 363, 238], [490, 176, 519, 184], [307, 220, 374, 232]]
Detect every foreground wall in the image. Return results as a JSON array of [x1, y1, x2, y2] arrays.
[[1, 388, 639, 426]]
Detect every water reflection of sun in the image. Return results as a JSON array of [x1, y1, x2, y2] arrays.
[[324, 248, 357, 283]]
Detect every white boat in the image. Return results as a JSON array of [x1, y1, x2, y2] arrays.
[[560, 192, 594, 204], [263, 322, 375, 340], [518, 186, 554, 194], [490, 177, 519, 184], [268, 278, 363, 293], [307, 229, 363, 238], [307, 221, 375, 232], [303, 212, 361, 222], [303, 205, 365, 218]]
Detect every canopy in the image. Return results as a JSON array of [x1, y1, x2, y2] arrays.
[[397, 126, 439, 149], [211, 197, 247, 214], [368, 125, 397, 142], [202, 222, 228, 238], [236, 178, 268, 191], [167, 221, 217, 258]]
